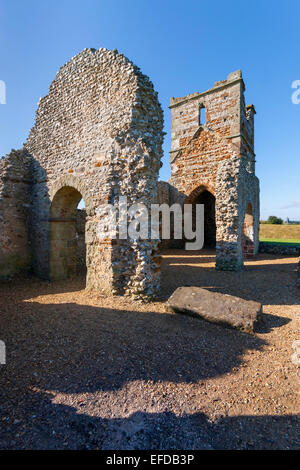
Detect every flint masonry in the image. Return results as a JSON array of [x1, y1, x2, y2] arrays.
[[0, 48, 164, 300]]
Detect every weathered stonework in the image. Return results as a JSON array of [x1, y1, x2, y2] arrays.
[[166, 70, 260, 269], [0, 48, 164, 299], [259, 242, 300, 256], [0, 149, 32, 277], [76, 208, 87, 273]]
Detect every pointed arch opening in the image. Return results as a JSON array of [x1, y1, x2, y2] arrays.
[[185, 186, 216, 249]]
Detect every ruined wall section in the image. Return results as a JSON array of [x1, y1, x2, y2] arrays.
[[168, 70, 260, 269], [76, 208, 86, 272], [0, 149, 32, 277], [239, 91, 259, 256], [215, 155, 259, 270], [157, 181, 170, 205], [25, 48, 163, 298], [239, 160, 260, 256], [169, 71, 244, 198], [242, 105, 255, 151]]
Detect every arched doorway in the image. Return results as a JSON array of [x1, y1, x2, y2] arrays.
[[49, 186, 86, 280], [187, 188, 216, 249], [242, 202, 254, 258]]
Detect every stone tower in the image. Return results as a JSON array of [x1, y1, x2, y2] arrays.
[[168, 70, 259, 269]]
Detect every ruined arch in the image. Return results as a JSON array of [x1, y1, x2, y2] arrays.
[[50, 185, 84, 280], [49, 174, 94, 217], [49, 175, 95, 284], [185, 184, 216, 203], [242, 202, 254, 259]]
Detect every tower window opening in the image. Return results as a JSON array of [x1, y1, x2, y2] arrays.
[[199, 105, 206, 125]]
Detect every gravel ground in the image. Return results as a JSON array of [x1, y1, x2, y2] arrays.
[[0, 250, 299, 450]]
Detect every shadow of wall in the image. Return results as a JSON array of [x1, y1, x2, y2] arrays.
[[0, 295, 298, 450]]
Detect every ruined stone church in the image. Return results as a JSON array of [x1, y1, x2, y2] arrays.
[[0, 48, 259, 299]]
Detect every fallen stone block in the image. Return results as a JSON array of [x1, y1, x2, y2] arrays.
[[166, 286, 262, 333]]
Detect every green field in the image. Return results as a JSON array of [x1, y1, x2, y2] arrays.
[[260, 238, 300, 246], [259, 224, 300, 245]]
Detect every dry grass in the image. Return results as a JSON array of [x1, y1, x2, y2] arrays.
[[260, 223, 300, 242]]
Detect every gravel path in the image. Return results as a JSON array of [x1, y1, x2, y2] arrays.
[[0, 250, 299, 449]]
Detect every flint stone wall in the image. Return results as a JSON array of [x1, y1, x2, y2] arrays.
[[0, 48, 164, 299], [76, 209, 87, 272], [0, 150, 32, 277], [259, 242, 300, 256]]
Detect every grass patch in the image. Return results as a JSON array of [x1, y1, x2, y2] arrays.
[[260, 238, 300, 246], [260, 224, 300, 241]]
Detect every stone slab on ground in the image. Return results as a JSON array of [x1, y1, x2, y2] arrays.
[[166, 286, 262, 333]]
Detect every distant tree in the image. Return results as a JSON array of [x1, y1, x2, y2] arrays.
[[267, 215, 283, 225]]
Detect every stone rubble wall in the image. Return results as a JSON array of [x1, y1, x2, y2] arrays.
[[215, 155, 243, 269], [76, 209, 87, 272], [24, 48, 164, 299], [215, 155, 259, 270], [0, 149, 32, 277], [238, 157, 260, 256], [259, 242, 300, 256]]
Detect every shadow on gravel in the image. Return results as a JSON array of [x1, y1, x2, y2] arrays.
[[255, 313, 291, 334], [0, 250, 298, 450], [160, 250, 300, 305], [0, 389, 299, 450], [0, 301, 266, 393], [0, 275, 85, 301]]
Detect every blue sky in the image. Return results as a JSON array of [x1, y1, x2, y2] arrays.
[[0, 0, 299, 220]]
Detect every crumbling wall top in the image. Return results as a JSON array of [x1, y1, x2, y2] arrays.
[[169, 70, 245, 108], [25, 47, 164, 184]]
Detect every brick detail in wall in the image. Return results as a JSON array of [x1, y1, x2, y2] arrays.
[[159, 70, 260, 270]]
